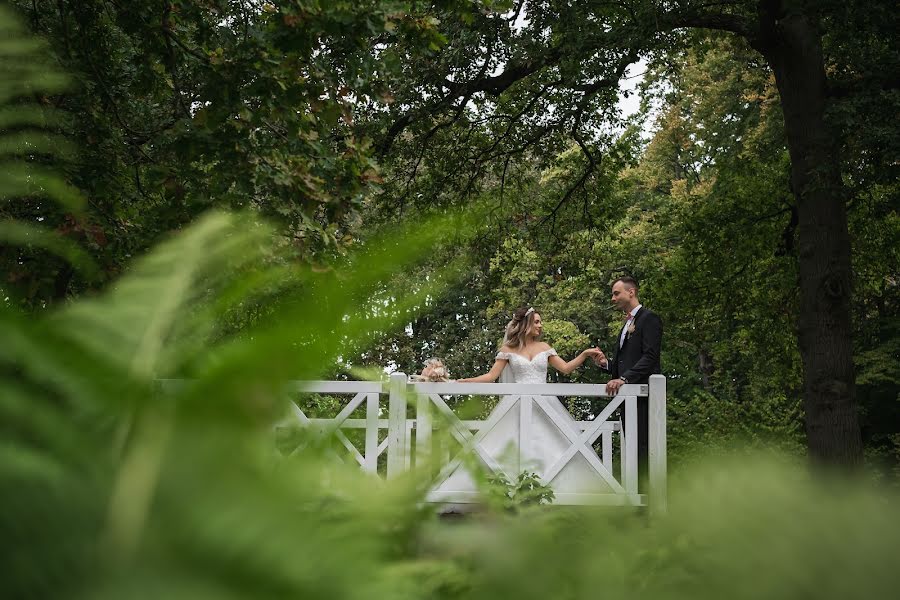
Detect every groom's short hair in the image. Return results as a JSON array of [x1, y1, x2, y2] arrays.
[[612, 276, 639, 291]]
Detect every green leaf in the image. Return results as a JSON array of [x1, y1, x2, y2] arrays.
[[0, 220, 98, 278]]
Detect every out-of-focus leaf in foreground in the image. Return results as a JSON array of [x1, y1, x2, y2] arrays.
[[2, 201, 474, 597], [0, 5, 93, 287], [2, 5, 898, 600]]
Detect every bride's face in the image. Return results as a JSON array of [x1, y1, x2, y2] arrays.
[[528, 313, 543, 339]]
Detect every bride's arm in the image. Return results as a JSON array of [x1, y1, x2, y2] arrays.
[[456, 358, 508, 383], [549, 349, 602, 375]]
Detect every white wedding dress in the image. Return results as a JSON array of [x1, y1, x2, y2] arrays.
[[431, 348, 614, 502]]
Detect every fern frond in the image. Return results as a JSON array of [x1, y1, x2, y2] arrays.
[[53, 211, 273, 379]]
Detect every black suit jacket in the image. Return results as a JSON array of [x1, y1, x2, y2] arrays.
[[609, 306, 662, 384]]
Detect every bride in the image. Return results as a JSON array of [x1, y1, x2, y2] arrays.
[[434, 307, 607, 499], [456, 306, 601, 384]]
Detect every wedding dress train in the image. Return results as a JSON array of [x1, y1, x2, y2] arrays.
[[430, 349, 617, 501]]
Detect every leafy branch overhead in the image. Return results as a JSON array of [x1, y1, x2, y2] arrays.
[[3, 1, 897, 471], [0, 4, 898, 598]]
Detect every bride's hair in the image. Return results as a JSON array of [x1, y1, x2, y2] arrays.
[[503, 306, 539, 349]]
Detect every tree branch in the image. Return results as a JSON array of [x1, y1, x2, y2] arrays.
[[540, 123, 598, 228], [160, 26, 210, 63], [444, 48, 563, 98], [663, 9, 759, 44], [161, 5, 193, 119], [378, 46, 566, 157], [539, 51, 636, 227]]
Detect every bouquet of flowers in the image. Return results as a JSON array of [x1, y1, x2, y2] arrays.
[[408, 358, 451, 382]]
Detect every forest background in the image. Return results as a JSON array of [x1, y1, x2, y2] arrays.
[[3, 1, 900, 598], [6, 0, 896, 473]]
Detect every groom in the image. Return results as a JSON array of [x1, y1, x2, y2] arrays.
[[595, 276, 663, 486]]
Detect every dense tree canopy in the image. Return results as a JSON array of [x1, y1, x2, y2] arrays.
[[2, 4, 900, 598], [3, 1, 897, 470]]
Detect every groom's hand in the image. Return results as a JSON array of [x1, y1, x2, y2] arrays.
[[606, 378, 624, 395], [592, 349, 608, 369]]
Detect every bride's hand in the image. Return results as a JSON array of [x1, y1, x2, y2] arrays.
[[582, 347, 606, 365]]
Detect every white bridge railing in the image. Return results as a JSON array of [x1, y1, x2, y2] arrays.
[[281, 373, 667, 514]]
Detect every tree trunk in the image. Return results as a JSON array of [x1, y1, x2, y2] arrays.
[[758, 9, 862, 466]]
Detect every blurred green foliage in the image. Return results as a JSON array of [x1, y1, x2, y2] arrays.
[[2, 4, 899, 599], [5, 2, 895, 471]]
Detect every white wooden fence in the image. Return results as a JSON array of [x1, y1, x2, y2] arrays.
[[281, 374, 667, 514]]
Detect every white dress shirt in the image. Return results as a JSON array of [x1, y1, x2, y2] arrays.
[[619, 304, 642, 348]]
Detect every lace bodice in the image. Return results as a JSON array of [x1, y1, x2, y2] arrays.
[[495, 348, 558, 384]]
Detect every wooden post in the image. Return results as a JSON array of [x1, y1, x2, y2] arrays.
[[387, 372, 408, 479], [648, 374, 667, 515], [364, 392, 379, 474], [602, 428, 612, 473], [415, 388, 432, 470]]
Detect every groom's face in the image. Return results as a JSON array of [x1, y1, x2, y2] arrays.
[[610, 282, 635, 311]]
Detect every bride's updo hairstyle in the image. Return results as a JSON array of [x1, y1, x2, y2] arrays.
[[503, 306, 539, 349]]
